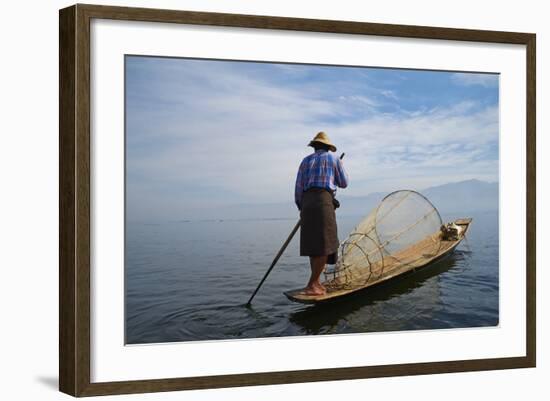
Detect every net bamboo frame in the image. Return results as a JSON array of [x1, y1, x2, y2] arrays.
[[324, 190, 443, 289]]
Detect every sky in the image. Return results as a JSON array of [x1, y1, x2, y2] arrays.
[[125, 56, 499, 222]]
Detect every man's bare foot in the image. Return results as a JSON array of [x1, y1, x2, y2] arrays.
[[312, 281, 327, 293], [302, 285, 326, 296]]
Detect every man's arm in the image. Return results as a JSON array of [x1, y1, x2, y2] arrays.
[[294, 161, 304, 210], [334, 157, 349, 188]]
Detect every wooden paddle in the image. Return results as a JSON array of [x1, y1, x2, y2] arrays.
[[246, 152, 345, 306]]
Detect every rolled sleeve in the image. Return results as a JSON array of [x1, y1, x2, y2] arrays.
[[294, 163, 304, 209], [335, 158, 349, 188]]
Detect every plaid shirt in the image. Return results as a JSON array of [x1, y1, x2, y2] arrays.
[[294, 150, 349, 209]]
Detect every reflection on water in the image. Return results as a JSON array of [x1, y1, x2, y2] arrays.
[[125, 211, 498, 344], [288, 252, 459, 334]]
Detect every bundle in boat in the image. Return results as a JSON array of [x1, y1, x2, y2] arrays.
[[285, 190, 471, 304]]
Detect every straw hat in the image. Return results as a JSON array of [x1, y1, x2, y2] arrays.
[[308, 131, 337, 152]]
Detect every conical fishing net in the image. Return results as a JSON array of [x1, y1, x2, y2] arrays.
[[324, 190, 443, 290]]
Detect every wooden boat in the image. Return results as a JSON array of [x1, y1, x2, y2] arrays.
[[285, 216, 472, 305], [285, 190, 473, 305]]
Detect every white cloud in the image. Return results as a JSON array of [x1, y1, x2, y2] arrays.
[[451, 73, 499, 87], [126, 59, 499, 220], [380, 90, 398, 100]]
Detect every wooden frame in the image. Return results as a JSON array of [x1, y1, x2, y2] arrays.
[[59, 3, 536, 397]]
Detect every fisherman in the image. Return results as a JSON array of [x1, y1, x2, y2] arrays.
[[295, 132, 349, 296]]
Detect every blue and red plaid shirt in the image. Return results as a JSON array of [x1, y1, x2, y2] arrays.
[[294, 150, 349, 209]]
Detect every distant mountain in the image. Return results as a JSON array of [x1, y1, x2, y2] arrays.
[[178, 179, 498, 221], [339, 179, 498, 217], [422, 179, 498, 215]]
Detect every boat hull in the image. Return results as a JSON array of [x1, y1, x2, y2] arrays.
[[284, 218, 472, 305]]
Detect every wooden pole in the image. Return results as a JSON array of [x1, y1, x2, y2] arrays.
[[246, 219, 301, 306]]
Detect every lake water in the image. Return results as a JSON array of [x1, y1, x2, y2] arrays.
[[125, 211, 499, 344]]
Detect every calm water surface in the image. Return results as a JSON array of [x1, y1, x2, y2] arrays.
[[125, 211, 498, 344]]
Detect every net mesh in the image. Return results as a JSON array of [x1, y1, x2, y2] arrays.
[[324, 190, 443, 290]]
